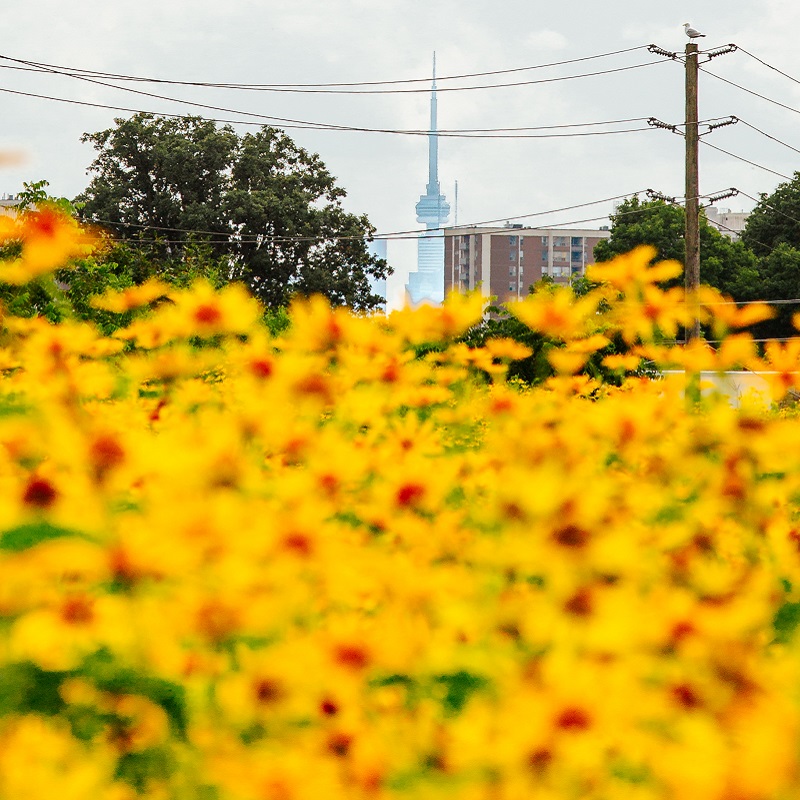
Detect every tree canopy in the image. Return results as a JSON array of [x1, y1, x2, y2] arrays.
[[593, 196, 759, 297], [593, 194, 800, 338], [76, 114, 389, 310], [741, 172, 800, 257]]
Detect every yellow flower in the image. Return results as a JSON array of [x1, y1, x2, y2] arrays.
[[547, 347, 589, 375], [0, 716, 123, 800], [510, 287, 600, 340], [0, 208, 97, 284], [587, 245, 681, 286], [90, 278, 171, 312], [762, 338, 800, 400]]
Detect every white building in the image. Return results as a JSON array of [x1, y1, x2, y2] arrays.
[[705, 206, 749, 240]]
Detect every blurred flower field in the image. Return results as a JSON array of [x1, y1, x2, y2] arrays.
[[3, 210, 800, 799]]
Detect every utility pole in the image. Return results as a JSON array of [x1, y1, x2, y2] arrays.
[[684, 41, 700, 341], [647, 41, 738, 347]]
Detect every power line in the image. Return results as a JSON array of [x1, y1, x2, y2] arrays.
[[736, 46, 800, 89], [109, 203, 739, 253], [647, 114, 796, 181], [0, 45, 653, 89], [7, 52, 673, 97], [643, 187, 778, 253], [699, 65, 800, 118], [737, 189, 800, 229], [737, 119, 800, 157], [699, 139, 793, 180], [86, 190, 648, 244], [0, 84, 660, 140]]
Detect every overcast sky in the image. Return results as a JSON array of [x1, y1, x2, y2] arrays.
[[2, 0, 799, 304]]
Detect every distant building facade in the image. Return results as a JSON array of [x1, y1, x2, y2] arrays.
[[367, 239, 388, 311], [705, 207, 749, 240], [444, 225, 611, 303]]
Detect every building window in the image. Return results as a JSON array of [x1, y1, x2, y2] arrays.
[[509, 283, 515, 291], [519, 250, 524, 260], [542, 250, 548, 261], [553, 251, 568, 262], [553, 236, 568, 247], [571, 236, 583, 247], [571, 250, 583, 262], [541, 236, 548, 245], [509, 235, 518, 245], [509, 251, 516, 261]]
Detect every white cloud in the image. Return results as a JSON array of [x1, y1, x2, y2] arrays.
[[525, 30, 568, 52]]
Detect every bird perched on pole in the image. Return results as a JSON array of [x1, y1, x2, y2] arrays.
[[683, 22, 706, 38]]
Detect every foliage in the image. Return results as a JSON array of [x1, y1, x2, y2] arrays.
[[459, 279, 632, 386], [3, 215, 800, 799], [741, 172, 800, 257], [594, 195, 800, 337], [594, 196, 760, 297], [76, 113, 390, 310]]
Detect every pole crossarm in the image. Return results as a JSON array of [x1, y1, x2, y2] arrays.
[[702, 188, 739, 207], [647, 44, 680, 60], [701, 115, 739, 135], [647, 117, 681, 134], [701, 44, 738, 63], [645, 189, 678, 204]]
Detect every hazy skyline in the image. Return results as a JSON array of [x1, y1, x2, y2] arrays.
[[2, 1, 799, 302]]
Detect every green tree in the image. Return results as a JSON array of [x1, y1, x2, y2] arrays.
[[745, 243, 800, 339], [741, 173, 800, 257], [594, 196, 760, 297], [76, 114, 389, 310], [738, 176, 800, 337]]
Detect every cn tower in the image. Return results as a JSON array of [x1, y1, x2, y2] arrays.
[[406, 53, 450, 305]]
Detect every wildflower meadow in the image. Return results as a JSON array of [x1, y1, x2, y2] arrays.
[[2, 207, 800, 800]]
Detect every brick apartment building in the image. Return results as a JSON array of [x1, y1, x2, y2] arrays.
[[444, 225, 611, 303]]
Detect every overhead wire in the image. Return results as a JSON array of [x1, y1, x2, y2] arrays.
[[699, 65, 800, 117], [737, 119, 800, 157], [699, 139, 793, 180], [736, 46, 800, 88], [0, 84, 660, 139], [86, 189, 649, 244], [737, 189, 800, 230], [0, 49, 669, 94], [10, 45, 799, 257], [647, 112, 797, 182], [0, 45, 653, 89]]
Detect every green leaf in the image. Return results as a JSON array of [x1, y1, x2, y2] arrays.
[[0, 397, 29, 417], [0, 522, 78, 552], [77, 650, 188, 738], [0, 662, 67, 717], [115, 747, 175, 792], [774, 601, 800, 643], [433, 670, 488, 715]]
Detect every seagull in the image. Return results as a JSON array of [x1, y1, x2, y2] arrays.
[[684, 22, 706, 38]]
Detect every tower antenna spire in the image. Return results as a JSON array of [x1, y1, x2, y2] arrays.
[[428, 52, 439, 194]]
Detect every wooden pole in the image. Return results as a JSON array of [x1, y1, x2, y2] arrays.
[[685, 42, 701, 341]]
